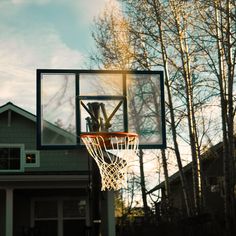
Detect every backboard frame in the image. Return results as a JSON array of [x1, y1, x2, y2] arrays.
[[36, 69, 166, 150]]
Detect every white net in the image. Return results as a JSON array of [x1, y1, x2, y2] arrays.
[[81, 133, 139, 191]]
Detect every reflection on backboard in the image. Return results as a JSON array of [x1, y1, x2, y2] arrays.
[[36, 70, 166, 149]]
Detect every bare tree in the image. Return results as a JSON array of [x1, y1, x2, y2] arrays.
[[151, 0, 192, 216], [91, 0, 229, 220], [194, 0, 236, 234]]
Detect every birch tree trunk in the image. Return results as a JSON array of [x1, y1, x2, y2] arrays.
[[139, 149, 149, 218], [195, 0, 236, 233], [151, 0, 192, 216], [169, 0, 202, 214]]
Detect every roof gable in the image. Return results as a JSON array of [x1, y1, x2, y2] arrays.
[[0, 102, 36, 122], [0, 102, 75, 143], [148, 142, 224, 194]]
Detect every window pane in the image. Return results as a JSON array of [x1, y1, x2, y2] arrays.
[[9, 148, 21, 169], [35, 220, 57, 236], [26, 153, 36, 164], [0, 148, 8, 169], [35, 201, 57, 218], [63, 219, 86, 236], [63, 200, 86, 218], [0, 148, 20, 170]]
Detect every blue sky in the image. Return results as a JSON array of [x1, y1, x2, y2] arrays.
[[0, 0, 109, 113]]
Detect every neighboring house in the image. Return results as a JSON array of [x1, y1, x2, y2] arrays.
[[149, 141, 231, 222], [0, 102, 115, 236]]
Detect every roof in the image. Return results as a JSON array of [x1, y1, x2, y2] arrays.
[[148, 141, 223, 194], [147, 162, 192, 194], [0, 102, 75, 142], [0, 102, 36, 122]]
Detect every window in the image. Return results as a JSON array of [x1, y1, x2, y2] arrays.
[[34, 200, 58, 236], [63, 200, 86, 218], [63, 199, 87, 236], [0, 144, 24, 172], [25, 150, 40, 167], [32, 198, 87, 236]]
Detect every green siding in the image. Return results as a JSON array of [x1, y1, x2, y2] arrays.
[[35, 149, 88, 171], [0, 110, 89, 172]]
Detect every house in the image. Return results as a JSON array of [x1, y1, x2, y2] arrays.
[[0, 102, 115, 236], [149, 141, 231, 224]]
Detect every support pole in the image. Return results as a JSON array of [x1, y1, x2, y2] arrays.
[[88, 102, 102, 236], [92, 161, 102, 236], [102, 191, 116, 236], [85, 102, 116, 236]]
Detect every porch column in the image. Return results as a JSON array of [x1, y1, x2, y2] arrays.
[[6, 188, 13, 236]]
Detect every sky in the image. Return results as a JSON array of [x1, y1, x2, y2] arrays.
[[0, 0, 110, 114], [0, 0, 220, 180]]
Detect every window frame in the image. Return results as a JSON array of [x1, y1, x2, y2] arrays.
[[31, 197, 89, 236], [0, 144, 24, 172]]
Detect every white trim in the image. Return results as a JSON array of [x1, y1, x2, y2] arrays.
[[0, 103, 36, 122], [0, 144, 25, 172]]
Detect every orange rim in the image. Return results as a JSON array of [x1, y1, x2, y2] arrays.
[[80, 132, 138, 139]]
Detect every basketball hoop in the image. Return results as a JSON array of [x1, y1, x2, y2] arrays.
[[81, 132, 139, 191]]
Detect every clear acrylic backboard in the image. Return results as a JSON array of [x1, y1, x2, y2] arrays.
[[36, 69, 166, 149]]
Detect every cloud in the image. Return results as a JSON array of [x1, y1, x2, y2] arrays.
[[0, 26, 84, 113], [0, 0, 110, 113], [11, 0, 50, 5], [63, 0, 109, 24]]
